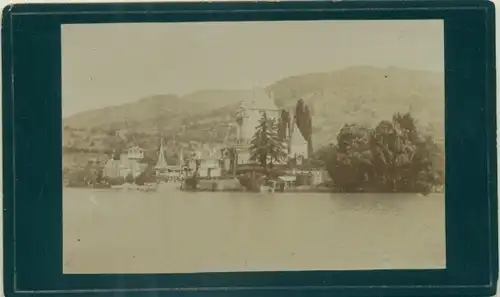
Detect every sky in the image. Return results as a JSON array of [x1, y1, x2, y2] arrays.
[[61, 20, 444, 116]]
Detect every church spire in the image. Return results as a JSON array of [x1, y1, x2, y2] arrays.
[[155, 137, 169, 169]]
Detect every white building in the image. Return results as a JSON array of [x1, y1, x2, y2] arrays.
[[232, 90, 311, 167], [236, 90, 281, 145], [102, 141, 146, 180], [187, 148, 222, 179], [288, 120, 309, 160], [103, 155, 142, 179], [126, 146, 145, 160]]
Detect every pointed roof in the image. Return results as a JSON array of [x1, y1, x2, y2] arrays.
[[154, 138, 169, 170], [289, 121, 308, 158], [290, 122, 308, 146]]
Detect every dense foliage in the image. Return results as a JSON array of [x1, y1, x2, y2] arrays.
[[125, 173, 135, 184], [249, 112, 287, 174], [134, 163, 157, 185], [295, 99, 313, 156], [321, 112, 443, 194]]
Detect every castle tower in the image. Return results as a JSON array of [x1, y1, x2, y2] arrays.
[[235, 101, 248, 144], [178, 147, 184, 166], [235, 92, 281, 145], [236, 100, 258, 144]]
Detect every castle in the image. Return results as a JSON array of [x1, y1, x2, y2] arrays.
[[229, 90, 309, 166]]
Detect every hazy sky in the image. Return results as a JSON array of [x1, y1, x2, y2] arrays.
[[62, 20, 444, 116]]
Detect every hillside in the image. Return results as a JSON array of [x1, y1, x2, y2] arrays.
[[64, 90, 250, 129], [63, 66, 444, 169], [267, 66, 444, 146]]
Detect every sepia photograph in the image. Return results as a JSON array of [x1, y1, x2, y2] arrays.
[[62, 20, 445, 274]]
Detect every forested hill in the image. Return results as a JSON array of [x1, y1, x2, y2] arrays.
[[63, 66, 444, 157]]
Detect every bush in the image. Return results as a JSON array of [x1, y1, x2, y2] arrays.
[[135, 164, 156, 185], [237, 172, 265, 192], [184, 176, 199, 190], [66, 168, 90, 187], [108, 176, 125, 186], [125, 173, 134, 184]]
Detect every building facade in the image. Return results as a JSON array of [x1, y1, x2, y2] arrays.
[[103, 155, 142, 179], [229, 91, 311, 169], [126, 146, 145, 160]]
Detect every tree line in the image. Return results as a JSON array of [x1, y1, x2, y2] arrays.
[[316, 112, 444, 194], [247, 106, 443, 194]]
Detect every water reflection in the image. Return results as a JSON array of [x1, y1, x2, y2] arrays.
[[63, 188, 445, 274]]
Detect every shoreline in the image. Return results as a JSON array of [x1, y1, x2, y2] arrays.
[[63, 185, 443, 195]]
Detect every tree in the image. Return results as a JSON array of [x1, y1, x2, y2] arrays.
[[310, 144, 333, 167], [125, 173, 134, 184], [326, 124, 373, 192], [295, 99, 313, 156], [411, 135, 443, 194], [134, 163, 156, 185], [369, 119, 416, 192], [371, 113, 441, 193], [141, 150, 157, 165], [83, 161, 97, 186], [249, 112, 287, 175], [304, 105, 313, 156], [278, 110, 291, 141], [320, 112, 443, 194], [393, 112, 419, 143], [67, 169, 89, 187]]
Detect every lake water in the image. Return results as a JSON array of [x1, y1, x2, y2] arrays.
[[63, 188, 445, 274]]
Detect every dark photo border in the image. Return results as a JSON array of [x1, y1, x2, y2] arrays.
[[2, 1, 497, 297]]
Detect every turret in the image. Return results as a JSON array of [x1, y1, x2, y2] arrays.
[[235, 100, 248, 144]]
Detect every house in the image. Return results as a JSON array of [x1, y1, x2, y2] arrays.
[[103, 156, 142, 179], [309, 169, 329, 185], [236, 148, 252, 165], [126, 146, 145, 160], [103, 159, 120, 178], [189, 157, 222, 179], [202, 158, 222, 178], [102, 145, 146, 179], [322, 169, 332, 183], [278, 175, 297, 188], [119, 157, 143, 178], [187, 148, 222, 179]]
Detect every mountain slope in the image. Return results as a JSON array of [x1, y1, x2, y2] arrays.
[[63, 66, 444, 163], [64, 90, 247, 130], [267, 66, 444, 146]]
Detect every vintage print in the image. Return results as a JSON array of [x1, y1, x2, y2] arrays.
[[62, 20, 445, 274]]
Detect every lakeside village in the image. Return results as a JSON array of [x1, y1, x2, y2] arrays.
[[65, 92, 445, 195], [65, 99, 332, 193]]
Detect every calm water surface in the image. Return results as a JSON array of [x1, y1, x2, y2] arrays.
[[63, 188, 445, 274]]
